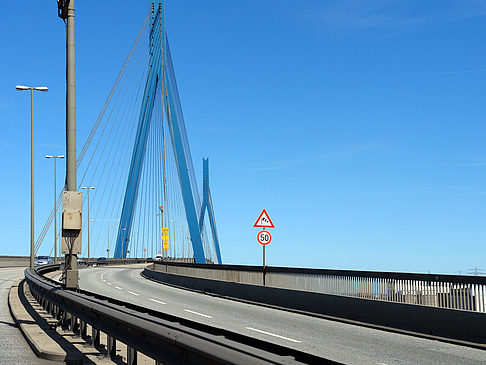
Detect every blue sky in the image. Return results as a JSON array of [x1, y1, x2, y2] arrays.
[[1, 1, 485, 274]]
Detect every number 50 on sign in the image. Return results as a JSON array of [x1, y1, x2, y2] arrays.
[[257, 230, 272, 246]]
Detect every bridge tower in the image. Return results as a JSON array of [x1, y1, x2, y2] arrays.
[[113, 2, 211, 263]]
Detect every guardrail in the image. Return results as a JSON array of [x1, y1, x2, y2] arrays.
[[24, 263, 338, 365], [153, 262, 486, 313], [147, 262, 486, 347]]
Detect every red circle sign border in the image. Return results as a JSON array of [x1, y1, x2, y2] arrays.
[[257, 230, 272, 246]]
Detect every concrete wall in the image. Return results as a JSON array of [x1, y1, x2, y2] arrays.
[[144, 268, 486, 347], [0, 256, 30, 267]]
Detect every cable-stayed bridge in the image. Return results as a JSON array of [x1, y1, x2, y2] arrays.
[[2, 2, 485, 364], [35, 2, 220, 264]]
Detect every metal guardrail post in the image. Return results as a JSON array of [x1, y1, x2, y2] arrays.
[[91, 327, 100, 348], [79, 320, 87, 338], [127, 346, 137, 365], [71, 315, 78, 332], [62, 311, 71, 329], [107, 335, 116, 358]]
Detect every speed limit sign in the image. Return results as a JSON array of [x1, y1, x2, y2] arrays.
[[257, 230, 272, 246]]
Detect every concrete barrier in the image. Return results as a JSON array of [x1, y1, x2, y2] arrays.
[[0, 256, 30, 267], [143, 268, 486, 348]]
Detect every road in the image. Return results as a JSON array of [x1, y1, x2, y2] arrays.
[[0, 267, 52, 365], [78, 265, 486, 365]]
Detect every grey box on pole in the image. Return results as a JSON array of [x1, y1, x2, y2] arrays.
[[65, 270, 79, 289], [62, 191, 82, 254]]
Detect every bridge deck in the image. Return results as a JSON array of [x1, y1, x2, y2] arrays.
[[77, 265, 486, 365]]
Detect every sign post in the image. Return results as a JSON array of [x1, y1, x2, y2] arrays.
[[254, 209, 275, 285]]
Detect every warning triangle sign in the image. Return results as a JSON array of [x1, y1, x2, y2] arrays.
[[253, 209, 275, 228]]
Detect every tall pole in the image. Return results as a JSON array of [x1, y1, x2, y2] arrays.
[[54, 157, 56, 263], [87, 190, 90, 261], [66, 0, 76, 191], [62, 0, 79, 288], [17, 85, 49, 269], [107, 224, 113, 259], [46, 155, 64, 264], [30, 89, 34, 270]]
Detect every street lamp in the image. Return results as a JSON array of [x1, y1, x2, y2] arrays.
[[81, 186, 95, 262], [156, 213, 163, 258], [169, 220, 174, 259], [107, 224, 113, 259], [133, 231, 139, 258], [122, 227, 127, 259], [178, 225, 183, 260], [46, 155, 64, 263], [143, 233, 148, 258], [46, 155, 63, 263], [17, 85, 48, 269]]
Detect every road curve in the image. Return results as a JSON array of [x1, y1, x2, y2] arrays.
[[79, 265, 486, 365]]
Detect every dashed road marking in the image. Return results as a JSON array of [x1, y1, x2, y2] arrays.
[[115, 286, 122, 290], [128, 291, 139, 296], [245, 327, 301, 343], [184, 309, 212, 318], [149, 298, 166, 305], [106, 282, 112, 286]]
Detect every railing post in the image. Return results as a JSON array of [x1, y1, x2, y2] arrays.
[[127, 346, 137, 365], [71, 315, 79, 332], [62, 311, 71, 329], [107, 335, 116, 358], [91, 327, 100, 347], [79, 320, 87, 338]]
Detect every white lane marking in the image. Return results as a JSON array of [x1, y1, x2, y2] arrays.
[[128, 291, 139, 296], [106, 282, 112, 286], [115, 286, 122, 290], [101, 273, 105, 280], [377, 363, 388, 365], [149, 298, 166, 305], [184, 309, 213, 318], [245, 327, 301, 343], [102, 279, 106, 282]]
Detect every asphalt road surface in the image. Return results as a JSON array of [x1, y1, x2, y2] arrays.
[[0, 267, 52, 364], [79, 265, 486, 365]]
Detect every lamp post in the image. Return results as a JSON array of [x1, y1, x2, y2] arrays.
[[133, 231, 139, 258], [107, 224, 113, 258], [122, 227, 127, 259], [16, 85, 48, 269], [178, 225, 183, 260], [143, 233, 148, 258], [169, 220, 174, 259], [46, 155, 64, 263], [156, 213, 163, 258], [81, 186, 95, 262]]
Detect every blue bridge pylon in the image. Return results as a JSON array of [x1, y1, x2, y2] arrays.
[[113, 2, 221, 263]]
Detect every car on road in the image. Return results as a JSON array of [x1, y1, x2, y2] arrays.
[[97, 257, 108, 262], [34, 256, 53, 265], [155, 254, 163, 261]]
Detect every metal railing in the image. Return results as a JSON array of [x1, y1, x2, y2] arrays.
[[25, 263, 338, 365], [153, 262, 486, 313]]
